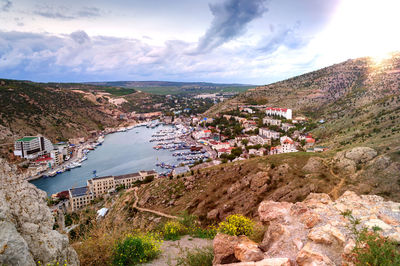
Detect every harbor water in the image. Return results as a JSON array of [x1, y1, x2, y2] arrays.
[[31, 124, 180, 195]]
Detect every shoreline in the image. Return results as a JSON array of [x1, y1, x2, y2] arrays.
[[26, 121, 146, 182]]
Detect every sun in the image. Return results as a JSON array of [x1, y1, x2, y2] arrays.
[[317, 0, 400, 62]]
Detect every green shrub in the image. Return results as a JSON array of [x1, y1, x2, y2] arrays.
[[188, 225, 217, 239], [162, 221, 187, 240], [218, 214, 254, 236], [342, 210, 400, 266], [176, 246, 214, 266], [112, 233, 162, 265]]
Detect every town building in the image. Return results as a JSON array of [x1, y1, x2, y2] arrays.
[[192, 129, 212, 139], [265, 108, 292, 120], [14, 135, 54, 159], [281, 123, 295, 132], [249, 135, 271, 146], [69, 186, 95, 211], [280, 136, 298, 153], [259, 128, 280, 139], [69, 170, 158, 211], [263, 117, 282, 126]]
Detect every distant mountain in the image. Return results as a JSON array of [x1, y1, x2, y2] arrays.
[[208, 52, 400, 151], [85, 81, 256, 95]]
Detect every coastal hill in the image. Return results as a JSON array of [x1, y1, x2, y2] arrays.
[[0, 79, 123, 146], [207, 52, 400, 152]]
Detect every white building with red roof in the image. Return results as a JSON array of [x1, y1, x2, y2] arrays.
[[265, 107, 292, 120]]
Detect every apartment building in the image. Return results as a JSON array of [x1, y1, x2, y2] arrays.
[[14, 135, 53, 159], [68, 170, 158, 210], [265, 108, 292, 120], [69, 186, 94, 211], [263, 117, 282, 126], [89, 176, 115, 197], [259, 128, 280, 140]]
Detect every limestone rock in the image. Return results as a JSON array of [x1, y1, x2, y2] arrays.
[[234, 236, 264, 262], [308, 224, 345, 245], [256, 191, 400, 265], [207, 209, 220, 220], [0, 159, 79, 266], [217, 258, 291, 266], [302, 157, 327, 174], [213, 233, 240, 265], [258, 201, 292, 223], [296, 244, 335, 266], [249, 172, 270, 192], [345, 147, 377, 164]]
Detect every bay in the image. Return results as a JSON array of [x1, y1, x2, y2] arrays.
[[31, 124, 179, 195]]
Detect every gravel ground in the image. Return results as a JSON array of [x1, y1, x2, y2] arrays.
[[143, 235, 213, 266]]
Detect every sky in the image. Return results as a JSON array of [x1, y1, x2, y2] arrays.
[[0, 0, 399, 84]]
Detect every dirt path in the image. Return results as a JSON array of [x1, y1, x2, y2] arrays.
[[324, 160, 345, 200], [133, 187, 178, 219], [142, 235, 212, 266]]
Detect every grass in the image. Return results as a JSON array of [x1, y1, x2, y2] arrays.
[[176, 246, 214, 266], [100, 87, 137, 96]]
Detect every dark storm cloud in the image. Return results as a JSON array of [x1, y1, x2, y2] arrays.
[[1, 0, 12, 12], [34, 5, 101, 20], [197, 0, 269, 53]]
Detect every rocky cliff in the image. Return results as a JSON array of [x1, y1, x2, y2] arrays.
[[0, 159, 79, 265], [213, 191, 400, 265]]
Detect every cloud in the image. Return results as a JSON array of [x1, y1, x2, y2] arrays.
[[257, 22, 308, 54], [1, 0, 12, 12], [34, 5, 101, 20], [70, 30, 90, 45], [196, 0, 269, 53], [0, 30, 323, 84]]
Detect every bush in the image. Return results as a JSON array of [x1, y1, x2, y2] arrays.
[[112, 233, 162, 265], [176, 246, 214, 266], [218, 214, 254, 236], [342, 210, 400, 265], [162, 221, 187, 240]]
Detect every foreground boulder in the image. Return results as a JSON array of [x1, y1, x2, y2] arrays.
[[259, 191, 400, 265], [0, 159, 79, 265], [219, 190, 400, 265], [213, 234, 264, 265]]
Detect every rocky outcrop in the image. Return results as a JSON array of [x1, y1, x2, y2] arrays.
[[0, 159, 79, 265], [333, 146, 377, 175], [217, 191, 400, 265]]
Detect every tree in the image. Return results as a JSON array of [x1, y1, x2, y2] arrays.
[[231, 147, 243, 157], [241, 139, 249, 146]]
